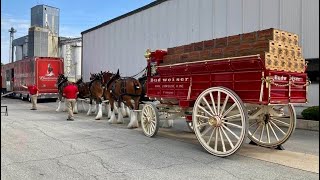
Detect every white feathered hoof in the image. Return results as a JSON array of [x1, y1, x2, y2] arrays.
[[92, 106, 97, 114], [73, 102, 78, 114], [108, 111, 117, 124], [126, 107, 131, 118], [56, 101, 62, 112], [114, 105, 118, 115], [127, 111, 139, 129], [81, 101, 86, 112], [162, 119, 174, 128], [95, 104, 103, 120], [107, 105, 112, 118], [87, 104, 92, 116], [91, 102, 97, 113], [117, 110, 124, 124], [121, 103, 128, 117], [103, 103, 108, 116]]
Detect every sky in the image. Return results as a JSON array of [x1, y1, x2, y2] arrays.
[[1, 0, 155, 64]]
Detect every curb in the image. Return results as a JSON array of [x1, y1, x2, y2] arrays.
[[296, 119, 319, 131]]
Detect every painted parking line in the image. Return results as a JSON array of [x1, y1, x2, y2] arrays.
[[143, 128, 319, 174]]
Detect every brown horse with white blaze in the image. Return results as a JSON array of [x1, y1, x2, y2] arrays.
[[105, 70, 142, 128], [88, 73, 105, 120]]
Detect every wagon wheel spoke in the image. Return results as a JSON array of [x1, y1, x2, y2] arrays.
[[221, 124, 240, 140], [146, 124, 150, 134], [223, 121, 243, 129], [195, 114, 210, 119], [266, 123, 271, 143], [209, 92, 217, 115], [219, 128, 226, 152], [214, 127, 219, 151], [251, 123, 261, 136], [221, 126, 234, 149], [270, 117, 290, 127], [223, 114, 242, 121], [201, 126, 213, 137], [202, 97, 215, 116], [151, 121, 156, 130], [197, 105, 213, 117], [249, 121, 258, 128], [207, 127, 216, 146], [268, 122, 279, 141], [259, 124, 265, 142], [143, 111, 148, 117], [222, 103, 237, 118], [220, 95, 229, 117], [217, 91, 221, 115], [197, 122, 209, 129], [270, 121, 286, 135]]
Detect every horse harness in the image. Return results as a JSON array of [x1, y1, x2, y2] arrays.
[[109, 77, 141, 104]]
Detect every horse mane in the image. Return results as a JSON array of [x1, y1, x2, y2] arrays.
[[106, 72, 120, 88], [57, 75, 68, 88], [89, 73, 102, 88], [75, 77, 83, 84]]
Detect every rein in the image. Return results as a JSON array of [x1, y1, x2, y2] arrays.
[[122, 67, 147, 78]]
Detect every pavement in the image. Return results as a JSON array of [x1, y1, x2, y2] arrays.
[[1, 97, 319, 179]]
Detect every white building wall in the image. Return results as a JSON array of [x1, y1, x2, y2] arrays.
[[302, 0, 319, 59], [82, 0, 319, 81]]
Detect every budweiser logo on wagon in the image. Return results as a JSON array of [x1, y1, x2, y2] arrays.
[[273, 75, 287, 81], [150, 77, 189, 82], [291, 76, 303, 82]]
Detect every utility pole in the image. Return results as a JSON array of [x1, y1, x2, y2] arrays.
[[8, 27, 17, 63]]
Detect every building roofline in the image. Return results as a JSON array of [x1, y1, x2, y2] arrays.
[[31, 4, 60, 10], [81, 0, 168, 35]]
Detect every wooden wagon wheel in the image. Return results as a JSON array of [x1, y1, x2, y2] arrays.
[[141, 103, 160, 137], [193, 87, 248, 157], [246, 104, 296, 147]]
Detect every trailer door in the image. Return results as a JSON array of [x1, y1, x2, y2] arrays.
[[35, 57, 61, 94]]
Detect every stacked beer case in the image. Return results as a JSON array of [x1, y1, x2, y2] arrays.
[[162, 28, 305, 73]]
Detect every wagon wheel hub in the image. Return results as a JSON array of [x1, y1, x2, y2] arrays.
[[263, 114, 270, 124], [145, 116, 152, 125], [208, 116, 222, 127]]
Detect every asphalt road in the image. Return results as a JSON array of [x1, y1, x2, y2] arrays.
[[1, 97, 319, 180]]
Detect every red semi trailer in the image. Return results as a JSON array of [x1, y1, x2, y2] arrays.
[[1, 57, 64, 101]]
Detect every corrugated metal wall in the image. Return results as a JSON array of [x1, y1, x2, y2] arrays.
[[82, 0, 319, 81]]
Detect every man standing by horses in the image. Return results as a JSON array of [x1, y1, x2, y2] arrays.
[[63, 80, 79, 121], [21, 84, 39, 110]]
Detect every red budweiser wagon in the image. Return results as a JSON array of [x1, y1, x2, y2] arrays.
[[140, 49, 309, 157]]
